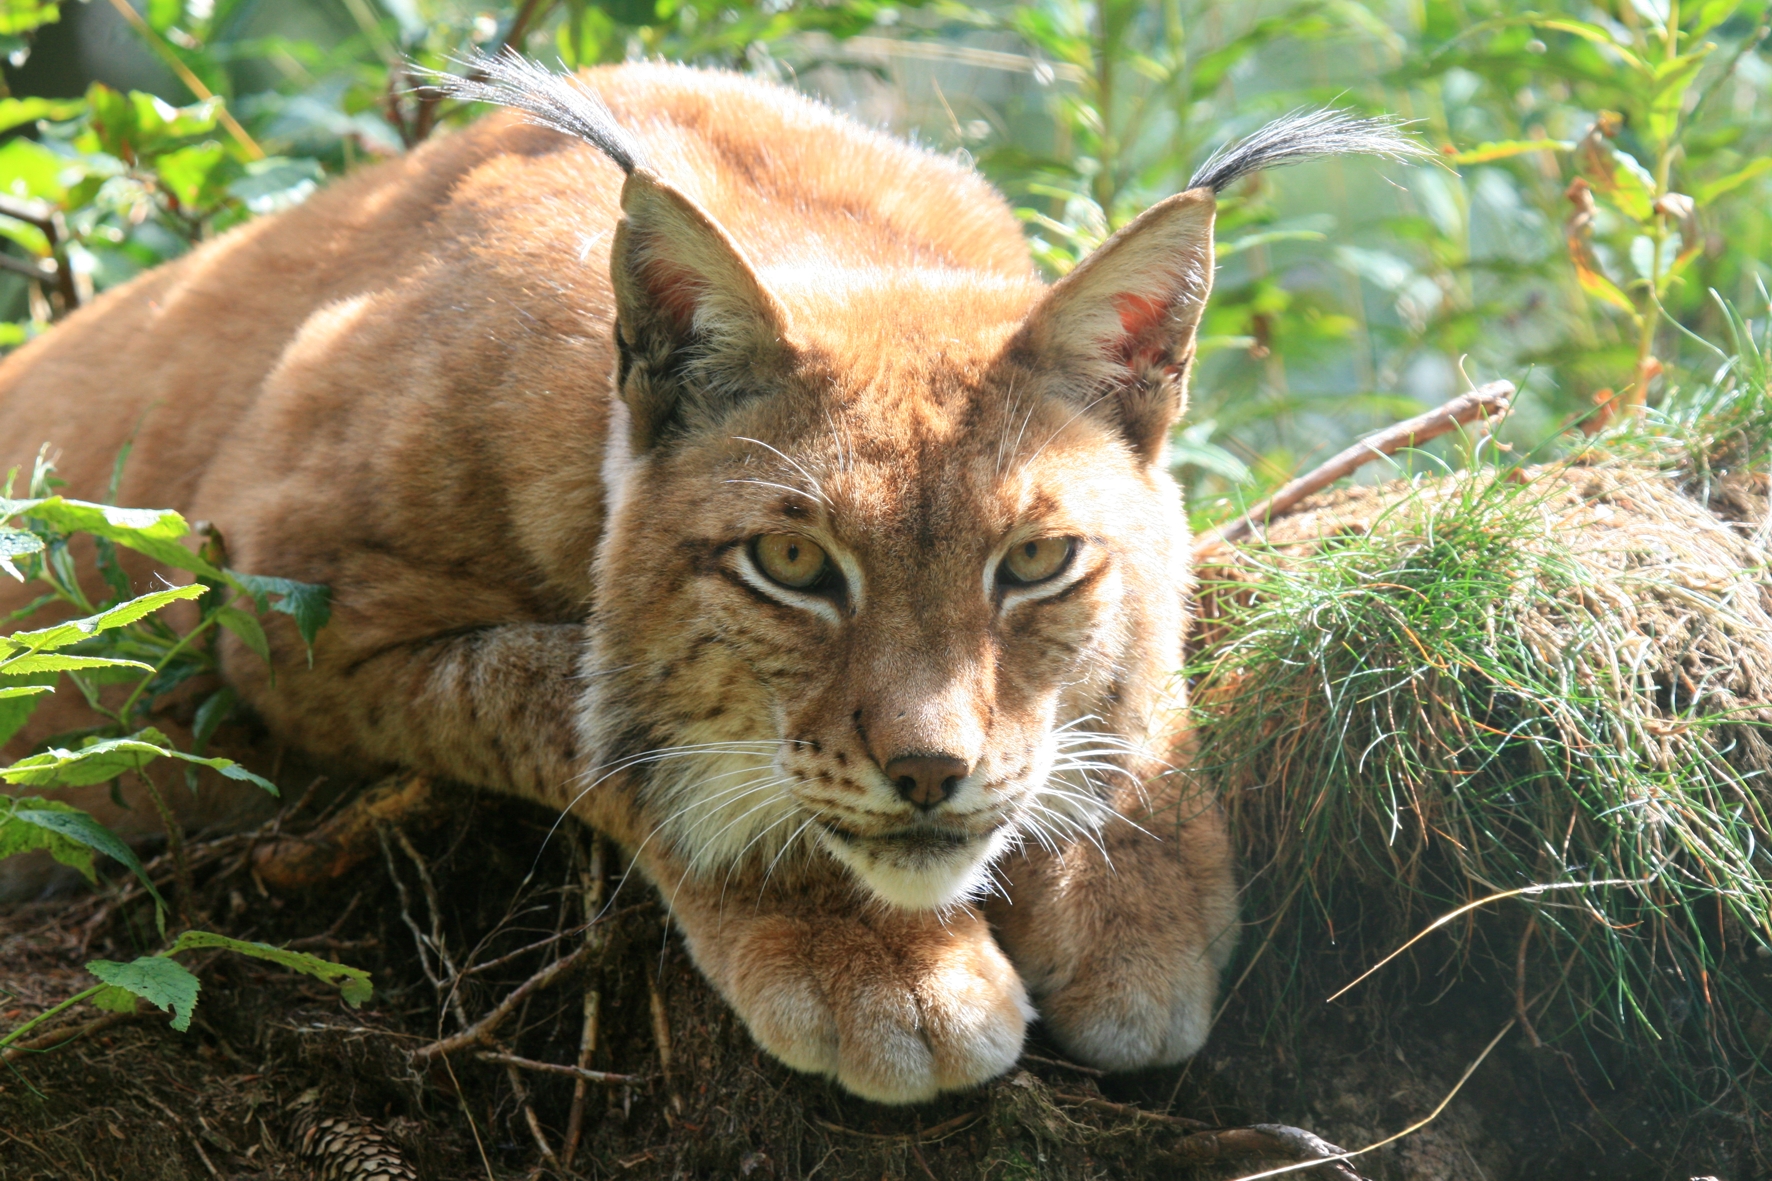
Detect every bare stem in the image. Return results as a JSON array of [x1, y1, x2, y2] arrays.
[[1194, 380, 1514, 556]]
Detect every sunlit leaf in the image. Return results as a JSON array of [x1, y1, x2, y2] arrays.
[[1449, 139, 1573, 165]]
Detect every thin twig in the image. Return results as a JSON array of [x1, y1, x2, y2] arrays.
[[411, 943, 596, 1062], [477, 1050, 641, 1085], [910, 1117, 940, 1181], [502, 1060, 562, 1172], [1019, 1052, 1105, 1077], [1515, 918, 1543, 1048], [1195, 380, 1515, 556], [1223, 1020, 1516, 1181], [562, 834, 608, 1168], [1051, 1091, 1210, 1130], [648, 959, 681, 1116]]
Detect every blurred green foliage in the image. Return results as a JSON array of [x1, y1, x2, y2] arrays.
[[0, 0, 1768, 516]]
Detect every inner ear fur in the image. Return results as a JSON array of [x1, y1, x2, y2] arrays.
[[612, 170, 793, 449], [1017, 189, 1216, 464]]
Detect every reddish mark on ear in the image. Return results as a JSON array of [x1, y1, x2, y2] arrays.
[[1114, 292, 1169, 340], [1112, 292, 1172, 369], [639, 257, 705, 333]]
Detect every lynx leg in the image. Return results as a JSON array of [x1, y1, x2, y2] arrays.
[[648, 854, 1033, 1103], [987, 778, 1239, 1071]]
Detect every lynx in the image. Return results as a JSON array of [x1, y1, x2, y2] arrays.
[[0, 56, 1418, 1101]]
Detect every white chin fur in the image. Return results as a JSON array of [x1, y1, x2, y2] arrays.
[[820, 827, 1014, 910]]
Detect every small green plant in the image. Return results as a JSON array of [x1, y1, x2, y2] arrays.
[[0, 448, 367, 1053]]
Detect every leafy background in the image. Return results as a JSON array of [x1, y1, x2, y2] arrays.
[[1, 0, 1769, 520]]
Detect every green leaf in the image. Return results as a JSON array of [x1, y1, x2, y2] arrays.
[[0, 1, 59, 37], [0, 652, 152, 675], [1216, 229, 1327, 259], [0, 735, 170, 786], [228, 572, 331, 658], [0, 136, 74, 204], [227, 156, 323, 215], [168, 930, 372, 1007], [213, 606, 270, 665], [1532, 18, 1649, 73], [86, 954, 199, 1031], [15, 498, 216, 576], [190, 686, 235, 755], [1449, 139, 1573, 165], [154, 140, 230, 210], [0, 95, 82, 136], [89, 984, 140, 1013], [6, 583, 204, 651], [144, 0, 181, 31], [1694, 157, 1772, 205], [0, 673, 53, 745], [0, 796, 165, 914], [0, 525, 42, 580]]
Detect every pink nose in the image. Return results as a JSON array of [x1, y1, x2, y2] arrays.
[[884, 754, 970, 809]]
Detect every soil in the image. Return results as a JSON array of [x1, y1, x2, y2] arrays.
[[1, 780, 1763, 1181]]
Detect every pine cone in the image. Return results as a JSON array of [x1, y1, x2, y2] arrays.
[[292, 1112, 420, 1181]]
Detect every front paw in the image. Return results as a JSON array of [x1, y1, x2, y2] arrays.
[[990, 817, 1240, 1071], [710, 905, 1032, 1103]]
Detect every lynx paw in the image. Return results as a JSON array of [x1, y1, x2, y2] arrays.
[[1034, 937, 1228, 1070], [717, 908, 1032, 1103]]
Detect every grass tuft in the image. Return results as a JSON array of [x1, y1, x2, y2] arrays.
[[1191, 451, 1772, 1094]]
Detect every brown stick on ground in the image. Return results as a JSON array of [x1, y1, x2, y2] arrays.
[[1169, 1124, 1365, 1181], [1194, 380, 1515, 557], [253, 774, 443, 890], [411, 943, 595, 1063]]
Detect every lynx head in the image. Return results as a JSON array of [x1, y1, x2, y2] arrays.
[[573, 170, 1213, 909], [448, 55, 1423, 909]]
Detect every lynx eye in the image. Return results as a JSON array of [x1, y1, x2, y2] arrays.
[[753, 533, 830, 589], [1001, 537, 1075, 586]]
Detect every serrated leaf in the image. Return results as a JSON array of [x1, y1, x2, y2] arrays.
[[228, 571, 331, 660], [0, 652, 153, 675], [191, 686, 235, 755], [169, 930, 372, 1007], [86, 955, 199, 1031], [0, 525, 41, 580], [0, 797, 166, 915], [89, 984, 140, 1014], [0, 674, 53, 746], [0, 735, 170, 786], [17, 498, 217, 577], [162, 748, 278, 796], [213, 606, 270, 665]]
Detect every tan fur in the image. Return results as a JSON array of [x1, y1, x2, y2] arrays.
[[0, 63, 1238, 1101]]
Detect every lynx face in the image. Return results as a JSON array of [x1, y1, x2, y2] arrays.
[[584, 196, 1209, 909]]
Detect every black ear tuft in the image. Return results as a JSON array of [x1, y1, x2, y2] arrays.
[[435, 49, 646, 176], [1188, 108, 1430, 193]]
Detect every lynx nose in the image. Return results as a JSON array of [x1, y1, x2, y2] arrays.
[[885, 754, 970, 810]]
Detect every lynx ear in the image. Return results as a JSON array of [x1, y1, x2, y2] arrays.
[[612, 171, 793, 448], [1017, 189, 1215, 464]]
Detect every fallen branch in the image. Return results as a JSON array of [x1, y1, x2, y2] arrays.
[[410, 942, 595, 1062], [476, 1050, 641, 1085], [253, 774, 443, 890], [1169, 1125, 1363, 1181], [1194, 380, 1515, 557]]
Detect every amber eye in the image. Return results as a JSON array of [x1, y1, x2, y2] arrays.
[[753, 534, 830, 589], [1001, 537, 1075, 586]]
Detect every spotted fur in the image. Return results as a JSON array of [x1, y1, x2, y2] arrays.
[[0, 63, 1415, 1101]]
